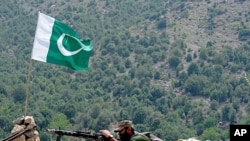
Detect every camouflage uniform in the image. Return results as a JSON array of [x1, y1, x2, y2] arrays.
[[11, 116, 40, 141], [177, 138, 200, 141]]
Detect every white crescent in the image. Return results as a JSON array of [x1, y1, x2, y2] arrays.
[[57, 34, 85, 56]]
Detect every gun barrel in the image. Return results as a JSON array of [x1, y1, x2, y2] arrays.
[[2, 128, 32, 141], [47, 129, 103, 141]]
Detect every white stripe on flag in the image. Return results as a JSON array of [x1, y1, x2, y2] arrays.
[[31, 12, 55, 62]]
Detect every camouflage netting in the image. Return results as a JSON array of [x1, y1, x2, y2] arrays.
[[11, 116, 40, 141]]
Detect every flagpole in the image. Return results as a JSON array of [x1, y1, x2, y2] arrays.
[[25, 58, 33, 116]]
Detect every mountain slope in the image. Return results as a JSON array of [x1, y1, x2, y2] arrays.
[[0, 0, 250, 141]]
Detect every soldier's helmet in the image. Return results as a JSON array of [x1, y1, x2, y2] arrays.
[[114, 120, 133, 132]]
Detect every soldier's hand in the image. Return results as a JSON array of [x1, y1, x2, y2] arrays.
[[99, 130, 111, 138]]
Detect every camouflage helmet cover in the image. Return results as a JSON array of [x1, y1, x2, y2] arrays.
[[114, 120, 133, 132]]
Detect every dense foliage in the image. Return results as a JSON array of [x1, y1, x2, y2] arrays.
[[0, 0, 250, 140]]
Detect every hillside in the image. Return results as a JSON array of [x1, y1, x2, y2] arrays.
[[1, 0, 250, 141]]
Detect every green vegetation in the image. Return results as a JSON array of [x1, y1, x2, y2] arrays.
[[0, 0, 250, 140]]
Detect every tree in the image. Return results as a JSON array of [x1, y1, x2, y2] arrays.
[[201, 127, 221, 141], [186, 54, 192, 62], [203, 117, 218, 129], [90, 105, 101, 119], [187, 62, 199, 75], [149, 86, 166, 102], [157, 19, 167, 30], [239, 114, 250, 124], [238, 29, 250, 41], [206, 41, 213, 47], [12, 84, 26, 103], [184, 75, 208, 96], [132, 108, 147, 124], [195, 123, 204, 136], [199, 48, 208, 60], [94, 112, 113, 130], [0, 115, 13, 133], [212, 53, 225, 65], [125, 59, 132, 68], [210, 87, 228, 103], [48, 113, 71, 129], [221, 104, 234, 122], [192, 108, 204, 125], [210, 100, 219, 110], [62, 104, 77, 119], [168, 56, 181, 68], [160, 123, 179, 141], [154, 71, 161, 80]]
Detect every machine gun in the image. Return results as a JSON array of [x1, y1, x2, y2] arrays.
[[47, 129, 106, 141]]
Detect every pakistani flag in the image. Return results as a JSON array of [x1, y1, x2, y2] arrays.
[[31, 12, 93, 70]]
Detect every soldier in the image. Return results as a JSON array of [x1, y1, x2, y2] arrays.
[[100, 120, 162, 141], [9, 116, 40, 141]]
